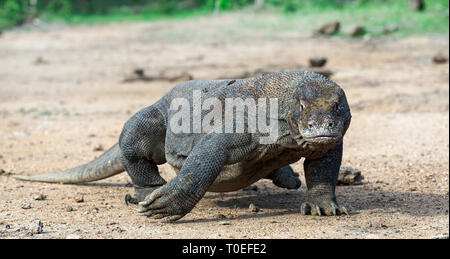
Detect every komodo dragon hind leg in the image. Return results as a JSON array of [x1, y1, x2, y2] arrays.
[[265, 165, 302, 190], [119, 105, 168, 206]]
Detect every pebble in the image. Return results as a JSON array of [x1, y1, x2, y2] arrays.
[[433, 53, 448, 64], [345, 25, 365, 37], [112, 226, 125, 233], [21, 202, 32, 209], [219, 221, 230, 225], [65, 206, 74, 212], [30, 219, 43, 234], [215, 214, 227, 219], [93, 144, 104, 152], [73, 196, 84, 203], [33, 194, 46, 200], [309, 56, 327, 68], [313, 21, 340, 36], [409, 0, 425, 11], [249, 203, 259, 213]]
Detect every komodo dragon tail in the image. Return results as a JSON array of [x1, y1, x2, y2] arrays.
[[13, 143, 124, 183]]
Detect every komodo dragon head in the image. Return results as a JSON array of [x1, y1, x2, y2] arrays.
[[287, 72, 351, 150]]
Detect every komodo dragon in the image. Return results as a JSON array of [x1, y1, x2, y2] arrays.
[[14, 71, 352, 221]]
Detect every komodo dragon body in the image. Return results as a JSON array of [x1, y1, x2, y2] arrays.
[[14, 71, 352, 221]]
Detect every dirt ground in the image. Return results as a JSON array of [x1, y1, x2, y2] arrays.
[[0, 13, 448, 239]]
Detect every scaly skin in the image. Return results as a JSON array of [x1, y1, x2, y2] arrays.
[[14, 71, 351, 221]]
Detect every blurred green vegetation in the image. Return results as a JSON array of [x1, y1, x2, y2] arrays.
[[0, 0, 448, 36]]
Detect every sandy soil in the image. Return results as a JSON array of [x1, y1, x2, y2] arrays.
[[0, 13, 448, 239]]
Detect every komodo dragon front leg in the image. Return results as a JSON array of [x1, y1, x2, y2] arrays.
[[138, 133, 256, 222], [301, 143, 349, 216]]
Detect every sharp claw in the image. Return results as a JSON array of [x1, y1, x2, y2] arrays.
[[311, 205, 322, 216], [124, 194, 130, 206], [151, 214, 167, 219], [330, 203, 338, 216], [139, 199, 152, 207], [137, 207, 149, 213], [124, 194, 139, 205], [300, 203, 310, 215], [339, 206, 349, 216], [316, 205, 322, 216], [162, 215, 183, 222], [141, 209, 160, 217]]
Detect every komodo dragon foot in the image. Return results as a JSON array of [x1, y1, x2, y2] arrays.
[[125, 186, 163, 205], [266, 166, 302, 190], [300, 195, 349, 216]]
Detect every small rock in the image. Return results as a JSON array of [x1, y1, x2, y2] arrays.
[[93, 144, 104, 152], [433, 53, 448, 64], [249, 203, 259, 213], [314, 21, 340, 36], [215, 214, 227, 219], [219, 221, 230, 225], [0, 169, 6, 175], [112, 226, 125, 233], [338, 165, 364, 185], [33, 194, 46, 201], [30, 219, 43, 234], [33, 56, 48, 65], [65, 206, 74, 212], [409, 0, 425, 11], [66, 234, 81, 239], [134, 68, 145, 78], [73, 196, 84, 203], [433, 234, 449, 239], [345, 25, 365, 37], [21, 202, 32, 209], [309, 56, 327, 68]]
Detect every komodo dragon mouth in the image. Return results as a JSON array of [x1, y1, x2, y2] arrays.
[[303, 135, 341, 146]]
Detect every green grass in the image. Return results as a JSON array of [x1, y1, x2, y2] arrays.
[[1, 0, 448, 37], [239, 0, 449, 37], [42, 7, 211, 25]]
